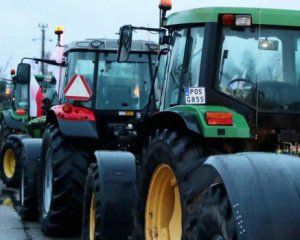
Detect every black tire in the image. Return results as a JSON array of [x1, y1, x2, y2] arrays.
[[0, 138, 22, 188], [0, 120, 12, 148], [135, 129, 211, 240], [196, 183, 237, 240], [19, 146, 39, 221], [39, 125, 92, 237], [82, 163, 101, 240]]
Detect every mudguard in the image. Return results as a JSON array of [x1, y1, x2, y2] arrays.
[[203, 152, 300, 240], [21, 138, 42, 164], [7, 134, 31, 143], [2, 110, 26, 130], [47, 107, 98, 139], [57, 118, 98, 139], [150, 105, 250, 138], [21, 138, 42, 192], [94, 151, 136, 239]]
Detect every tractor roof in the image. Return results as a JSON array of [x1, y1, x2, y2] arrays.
[[165, 7, 300, 28], [64, 38, 157, 54]]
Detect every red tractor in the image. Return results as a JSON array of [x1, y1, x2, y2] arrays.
[[19, 32, 159, 237]]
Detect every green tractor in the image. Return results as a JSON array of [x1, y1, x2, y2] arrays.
[[0, 77, 13, 112], [0, 63, 57, 187], [83, 3, 300, 240], [18, 35, 159, 236]]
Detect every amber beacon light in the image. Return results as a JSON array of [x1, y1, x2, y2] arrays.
[[159, 0, 172, 10]]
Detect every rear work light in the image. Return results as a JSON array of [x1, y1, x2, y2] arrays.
[[235, 15, 252, 26], [221, 14, 252, 27], [205, 112, 233, 126]]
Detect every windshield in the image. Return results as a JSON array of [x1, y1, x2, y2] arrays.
[[64, 51, 95, 108], [96, 53, 152, 110], [63, 51, 154, 111], [14, 83, 28, 109], [217, 26, 300, 112]]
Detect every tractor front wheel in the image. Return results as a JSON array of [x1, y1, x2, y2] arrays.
[[136, 130, 210, 240], [82, 163, 100, 240], [39, 125, 91, 237], [196, 183, 237, 240], [0, 138, 22, 187]]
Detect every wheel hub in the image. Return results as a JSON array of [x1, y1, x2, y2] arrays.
[[145, 164, 182, 240], [3, 148, 16, 178]]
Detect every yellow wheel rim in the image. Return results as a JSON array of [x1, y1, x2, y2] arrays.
[[89, 193, 96, 240], [145, 164, 182, 240], [3, 149, 16, 178]]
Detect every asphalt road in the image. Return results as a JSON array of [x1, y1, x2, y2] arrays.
[[0, 180, 80, 240]]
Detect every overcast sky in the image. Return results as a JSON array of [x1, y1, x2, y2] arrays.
[[1, 0, 300, 77]]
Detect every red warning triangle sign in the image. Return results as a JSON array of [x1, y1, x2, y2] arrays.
[[63, 74, 92, 101]]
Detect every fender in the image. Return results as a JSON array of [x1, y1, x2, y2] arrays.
[[2, 110, 27, 130], [151, 105, 250, 138], [94, 151, 136, 239], [7, 134, 31, 142], [202, 152, 300, 240], [21, 138, 42, 164], [149, 110, 201, 134], [21, 138, 42, 203], [47, 105, 98, 139]]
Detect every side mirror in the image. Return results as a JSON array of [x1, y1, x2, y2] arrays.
[[16, 63, 31, 84], [117, 25, 133, 62]]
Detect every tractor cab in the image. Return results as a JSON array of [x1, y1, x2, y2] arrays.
[[56, 39, 158, 150], [141, 7, 300, 153], [60, 39, 157, 112]]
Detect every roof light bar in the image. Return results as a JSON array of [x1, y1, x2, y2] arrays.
[[221, 14, 252, 27]]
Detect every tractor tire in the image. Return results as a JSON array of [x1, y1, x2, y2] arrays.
[[196, 183, 237, 240], [39, 125, 92, 237], [82, 163, 101, 240], [0, 120, 12, 148], [19, 147, 39, 221], [0, 138, 22, 188], [135, 129, 211, 240]]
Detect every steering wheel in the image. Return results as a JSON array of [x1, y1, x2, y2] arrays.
[[227, 78, 253, 89], [226, 78, 254, 99]]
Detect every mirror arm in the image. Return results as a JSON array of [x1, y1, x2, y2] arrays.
[[21, 57, 64, 66], [131, 26, 166, 34]]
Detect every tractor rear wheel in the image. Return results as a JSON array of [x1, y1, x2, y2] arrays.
[[0, 138, 22, 187], [82, 163, 100, 240], [0, 120, 12, 148], [196, 183, 237, 240], [39, 125, 91, 237], [136, 130, 210, 240]]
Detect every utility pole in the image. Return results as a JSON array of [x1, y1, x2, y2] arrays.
[[33, 23, 52, 74]]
